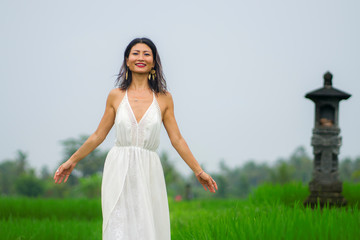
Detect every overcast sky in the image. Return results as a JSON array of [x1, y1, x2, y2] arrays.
[[1, 0, 359, 177]]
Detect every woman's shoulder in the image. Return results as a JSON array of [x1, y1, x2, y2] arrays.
[[108, 87, 125, 98], [107, 88, 125, 107], [157, 90, 173, 103], [156, 91, 175, 112]]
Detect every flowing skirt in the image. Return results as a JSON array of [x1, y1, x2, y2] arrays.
[[101, 146, 171, 240]]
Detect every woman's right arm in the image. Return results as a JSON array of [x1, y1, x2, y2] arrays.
[[54, 89, 120, 184]]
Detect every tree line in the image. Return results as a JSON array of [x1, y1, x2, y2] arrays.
[[1, 135, 359, 199]]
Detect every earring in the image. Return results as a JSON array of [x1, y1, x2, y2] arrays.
[[125, 69, 128, 80], [151, 69, 156, 80]]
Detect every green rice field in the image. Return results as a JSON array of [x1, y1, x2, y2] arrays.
[[1, 182, 360, 240]]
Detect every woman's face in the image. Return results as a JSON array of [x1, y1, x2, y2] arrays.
[[126, 43, 154, 74]]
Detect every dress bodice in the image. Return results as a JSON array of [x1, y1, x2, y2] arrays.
[[114, 90, 162, 151]]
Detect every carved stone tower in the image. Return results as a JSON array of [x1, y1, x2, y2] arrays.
[[304, 72, 351, 207]]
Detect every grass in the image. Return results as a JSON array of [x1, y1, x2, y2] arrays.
[[1, 182, 360, 240], [0, 197, 101, 220], [342, 182, 360, 205], [169, 199, 360, 240], [247, 181, 310, 205], [1, 217, 101, 240]]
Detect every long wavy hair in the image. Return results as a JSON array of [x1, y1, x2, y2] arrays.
[[115, 38, 167, 94]]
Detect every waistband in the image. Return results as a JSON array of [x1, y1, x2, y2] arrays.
[[113, 144, 157, 153]]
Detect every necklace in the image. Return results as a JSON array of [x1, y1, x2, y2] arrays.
[[128, 88, 151, 102]]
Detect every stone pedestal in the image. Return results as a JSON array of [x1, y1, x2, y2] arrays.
[[304, 184, 347, 208], [304, 127, 347, 207]]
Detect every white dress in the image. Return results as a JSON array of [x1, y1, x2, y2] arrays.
[[101, 90, 171, 240]]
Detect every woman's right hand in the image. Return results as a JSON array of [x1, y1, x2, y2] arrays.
[[53, 160, 77, 184], [195, 171, 218, 193]]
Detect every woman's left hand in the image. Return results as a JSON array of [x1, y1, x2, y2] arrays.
[[53, 160, 77, 184], [196, 171, 218, 193]]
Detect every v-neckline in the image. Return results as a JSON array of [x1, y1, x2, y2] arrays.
[[126, 90, 154, 125]]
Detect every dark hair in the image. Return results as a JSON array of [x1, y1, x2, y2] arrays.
[[115, 38, 167, 94]]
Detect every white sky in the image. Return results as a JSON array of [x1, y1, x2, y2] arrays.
[[1, 0, 359, 177]]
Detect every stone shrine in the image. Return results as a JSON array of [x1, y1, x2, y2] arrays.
[[304, 72, 351, 207]]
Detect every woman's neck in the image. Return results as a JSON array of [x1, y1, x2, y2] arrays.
[[129, 73, 150, 91]]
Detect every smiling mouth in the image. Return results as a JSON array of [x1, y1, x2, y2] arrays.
[[135, 63, 146, 67]]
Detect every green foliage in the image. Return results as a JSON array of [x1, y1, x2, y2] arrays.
[[0, 196, 102, 240], [14, 170, 45, 197], [60, 135, 107, 177], [0, 196, 101, 220], [288, 146, 312, 182], [43, 177, 73, 198], [1, 190, 360, 240], [77, 173, 102, 198], [206, 159, 270, 199], [1, 143, 360, 201], [249, 181, 360, 207], [342, 182, 360, 206], [270, 161, 296, 184], [40, 165, 51, 180], [351, 170, 360, 181], [248, 182, 310, 205], [159, 151, 187, 198], [270, 146, 312, 184], [0, 150, 31, 196], [0, 160, 17, 195], [170, 199, 360, 240], [340, 156, 360, 182], [193, 146, 313, 200], [340, 157, 353, 181], [0, 218, 101, 240]]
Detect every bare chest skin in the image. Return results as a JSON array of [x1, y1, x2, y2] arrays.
[[127, 92, 154, 123], [112, 89, 166, 122]]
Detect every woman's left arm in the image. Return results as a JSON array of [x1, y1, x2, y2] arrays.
[[162, 93, 202, 175], [162, 92, 218, 193]]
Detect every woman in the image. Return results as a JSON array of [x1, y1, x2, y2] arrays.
[[54, 37, 218, 240]]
